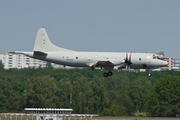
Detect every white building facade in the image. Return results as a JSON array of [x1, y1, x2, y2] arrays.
[[0, 54, 64, 69]]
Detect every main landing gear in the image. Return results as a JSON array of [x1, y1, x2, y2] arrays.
[[91, 66, 113, 77], [103, 71, 113, 77], [91, 66, 94, 70]]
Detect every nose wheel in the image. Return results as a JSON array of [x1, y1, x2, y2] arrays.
[[148, 69, 151, 76], [103, 71, 113, 77]]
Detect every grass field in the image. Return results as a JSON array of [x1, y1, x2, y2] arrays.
[[0, 115, 180, 120], [96, 116, 180, 120]]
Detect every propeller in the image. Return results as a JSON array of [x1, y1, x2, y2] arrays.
[[124, 53, 132, 71]]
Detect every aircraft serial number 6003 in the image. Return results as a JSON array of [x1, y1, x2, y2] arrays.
[[8, 28, 168, 77]]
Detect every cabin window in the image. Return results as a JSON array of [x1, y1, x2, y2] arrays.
[[139, 58, 141, 61], [153, 54, 156, 59], [76, 56, 78, 59]]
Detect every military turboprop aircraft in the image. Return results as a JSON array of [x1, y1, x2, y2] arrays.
[[8, 28, 168, 77]]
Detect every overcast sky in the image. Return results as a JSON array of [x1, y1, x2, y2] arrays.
[[0, 0, 180, 58]]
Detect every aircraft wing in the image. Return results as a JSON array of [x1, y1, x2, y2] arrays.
[[92, 59, 124, 70], [33, 51, 47, 55], [93, 60, 114, 67], [91, 59, 125, 70]]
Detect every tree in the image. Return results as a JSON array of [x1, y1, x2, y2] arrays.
[[148, 76, 180, 117], [46, 62, 53, 68], [72, 76, 93, 114], [0, 60, 4, 70], [90, 77, 108, 115], [0, 72, 21, 112], [128, 77, 152, 113], [27, 75, 58, 108]]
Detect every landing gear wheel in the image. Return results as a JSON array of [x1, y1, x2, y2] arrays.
[[108, 71, 113, 76], [91, 66, 94, 70], [103, 72, 108, 77], [148, 69, 151, 77]]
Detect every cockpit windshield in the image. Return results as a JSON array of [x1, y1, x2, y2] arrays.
[[153, 54, 161, 60], [157, 56, 161, 60]]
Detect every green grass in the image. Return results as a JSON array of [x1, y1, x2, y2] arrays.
[[0, 115, 180, 120]]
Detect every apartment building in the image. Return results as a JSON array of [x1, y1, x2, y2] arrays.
[[160, 56, 173, 70], [0, 54, 63, 69]]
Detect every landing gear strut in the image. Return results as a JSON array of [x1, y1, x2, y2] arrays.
[[91, 66, 94, 70]]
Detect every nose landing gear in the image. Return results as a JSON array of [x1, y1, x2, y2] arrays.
[[148, 69, 151, 76]]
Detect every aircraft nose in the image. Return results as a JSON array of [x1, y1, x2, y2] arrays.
[[162, 61, 168, 66]]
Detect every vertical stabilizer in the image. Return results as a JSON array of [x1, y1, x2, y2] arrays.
[[33, 28, 73, 52]]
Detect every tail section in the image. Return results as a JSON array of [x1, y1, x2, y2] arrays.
[[33, 28, 74, 53]]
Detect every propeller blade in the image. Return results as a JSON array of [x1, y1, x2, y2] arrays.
[[129, 52, 132, 64], [124, 52, 133, 72]]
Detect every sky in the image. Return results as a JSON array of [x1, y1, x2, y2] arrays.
[[0, 0, 180, 58]]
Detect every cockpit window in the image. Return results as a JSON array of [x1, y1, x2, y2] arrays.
[[153, 54, 161, 60], [153, 54, 156, 59]]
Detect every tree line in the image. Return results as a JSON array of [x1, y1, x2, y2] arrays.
[[0, 63, 180, 117]]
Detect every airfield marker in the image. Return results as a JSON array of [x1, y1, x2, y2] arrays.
[[43, 114, 46, 120], [75, 114, 77, 120], [90, 115, 92, 120], [19, 114, 22, 120], [95, 116, 97, 120], [31, 114, 33, 120], [68, 114, 70, 120], [85, 115, 87, 120], [81, 114, 82, 120]]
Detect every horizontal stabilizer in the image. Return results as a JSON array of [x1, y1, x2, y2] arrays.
[[7, 51, 34, 56], [7, 51, 16, 54]]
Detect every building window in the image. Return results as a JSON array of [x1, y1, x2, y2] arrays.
[[8, 65, 12, 67]]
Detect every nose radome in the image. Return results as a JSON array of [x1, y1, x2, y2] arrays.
[[163, 61, 168, 66]]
